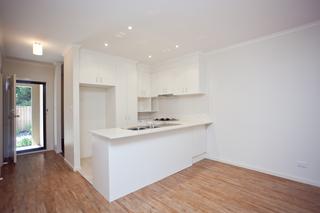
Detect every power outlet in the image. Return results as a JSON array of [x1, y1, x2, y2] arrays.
[[296, 161, 308, 169]]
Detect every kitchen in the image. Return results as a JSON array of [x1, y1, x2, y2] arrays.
[[68, 49, 212, 201], [1, 0, 320, 212]]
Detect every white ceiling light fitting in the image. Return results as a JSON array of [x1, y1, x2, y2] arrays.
[[128, 26, 133, 30], [148, 55, 152, 58], [33, 42, 43, 56], [175, 44, 179, 48], [104, 43, 109, 47]]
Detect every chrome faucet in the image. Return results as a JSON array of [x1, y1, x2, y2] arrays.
[[147, 121, 155, 129]]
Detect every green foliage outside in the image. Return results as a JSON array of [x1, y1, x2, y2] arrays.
[[17, 138, 32, 147], [16, 86, 31, 106], [16, 86, 33, 148]]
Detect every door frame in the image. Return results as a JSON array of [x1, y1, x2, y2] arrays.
[[16, 80, 47, 154], [61, 64, 64, 156]]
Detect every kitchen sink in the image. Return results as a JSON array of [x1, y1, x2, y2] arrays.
[[126, 123, 181, 131], [127, 127, 147, 131]]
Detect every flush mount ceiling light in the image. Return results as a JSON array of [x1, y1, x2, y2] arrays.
[[33, 42, 43, 56], [128, 26, 133, 30], [148, 55, 152, 58], [175, 44, 179, 48], [104, 43, 109, 47]]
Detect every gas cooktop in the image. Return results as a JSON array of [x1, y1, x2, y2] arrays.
[[154, 118, 178, 121]]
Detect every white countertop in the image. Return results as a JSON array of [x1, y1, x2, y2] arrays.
[[90, 119, 212, 140]]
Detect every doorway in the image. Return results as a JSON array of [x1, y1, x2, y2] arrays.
[[15, 80, 46, 153]]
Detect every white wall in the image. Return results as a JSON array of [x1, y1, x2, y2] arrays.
[[63, 46, 80, 169], [53, 63, 62, 153], [206, 23, 320, 186], [3, 58, 55, 151], [154, 95, 209, 119]]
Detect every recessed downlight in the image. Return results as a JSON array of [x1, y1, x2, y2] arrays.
[[104, 43, 109, 47], [148, 55, 152, 58], [175, 44, 179, 48], [128, 26, 133, 30]]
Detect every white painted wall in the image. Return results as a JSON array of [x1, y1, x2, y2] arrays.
[[206, 23, 320, 186], [53, 63, 62, 153], [2, 58, 55, 151], [154, 95, 209, 119], [63, 46, 80, 169]]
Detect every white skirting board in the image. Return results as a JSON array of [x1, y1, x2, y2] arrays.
[[192, 152, 208, 163], [208, 157, 320, 188], [64, 158, 76, 171]]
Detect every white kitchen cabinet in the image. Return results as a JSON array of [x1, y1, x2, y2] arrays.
[[151, 52, 206, 96], [151, 70, 175, 96], [137, 65, 151, 97], [151, 71, 161, 97], [115, 62, 138, 127], [173, 66, 199, 95], [79, 49, 116, 86], [80, 49, 137, 128], [191, 126, 207, 157], [99, 59, 116, 85], [126, 64, 138, 126], [65, 47, 140, 170]]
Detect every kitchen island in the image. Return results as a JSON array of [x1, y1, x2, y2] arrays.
[[90, 119, 212, 202]]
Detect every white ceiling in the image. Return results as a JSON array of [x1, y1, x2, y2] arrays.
[[1, 0, 320, 64]]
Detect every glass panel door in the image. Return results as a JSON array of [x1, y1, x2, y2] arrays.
[[16, 81, 46, 153]]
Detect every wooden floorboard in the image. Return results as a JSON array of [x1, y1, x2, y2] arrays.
[[0, 151, 319, 213]]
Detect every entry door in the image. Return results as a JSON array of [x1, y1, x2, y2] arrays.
[[5, 75, 17, 163]]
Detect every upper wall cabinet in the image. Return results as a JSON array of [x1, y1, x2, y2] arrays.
[[151, 52, 206, 96], [79, 49, 116, 86], [115, 61, 138, 127], [151, 69, 175, 96], [137, 64, 152, 98], [79, 48, 138, 128]]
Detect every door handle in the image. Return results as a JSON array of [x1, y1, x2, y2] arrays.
[[8, 114, 20, 119]]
